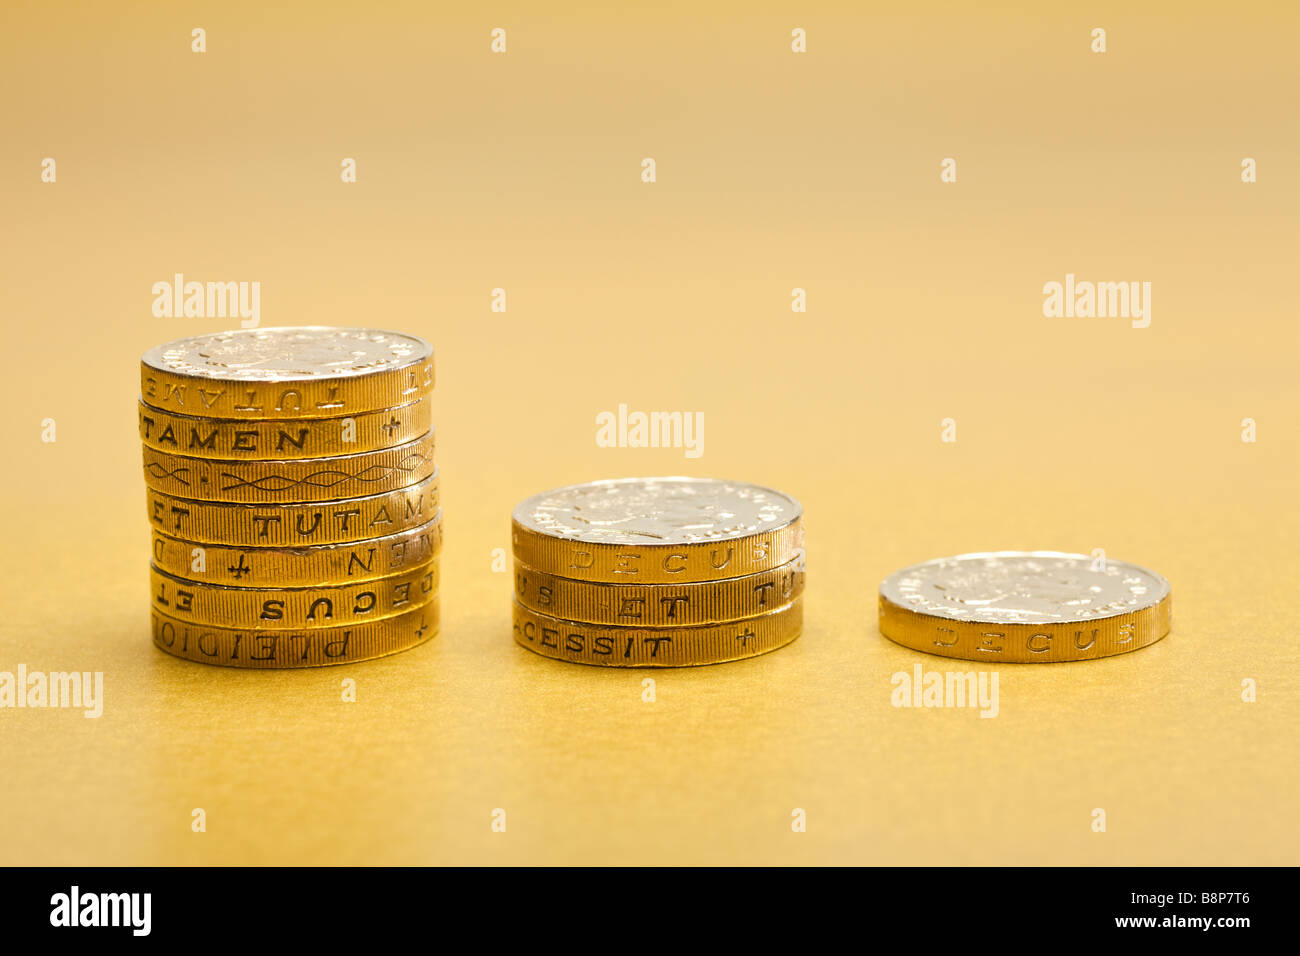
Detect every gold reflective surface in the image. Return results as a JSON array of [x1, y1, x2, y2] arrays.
[[1, 1, 1296, 865]]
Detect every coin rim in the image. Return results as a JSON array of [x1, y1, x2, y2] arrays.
[[151, 598, 440, 668], [141, 431, 436, 503], [140, 326, 434, 382], [877, 590, 1171, 663], [144, 469, 441, 546], [136, 397, 430, 457], [512, 553, 806, 626], [878, 550, 1171, 625], [511, 596, 803, 668], [149, 513, 443, 586], [511, 476, 803, 543]]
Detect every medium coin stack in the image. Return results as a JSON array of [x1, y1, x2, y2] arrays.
[[878, 551, 1172, 662], [139, 327, 441, 668], [511, 477, 805, 667]]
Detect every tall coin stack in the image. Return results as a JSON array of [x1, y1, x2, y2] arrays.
[[511, 477, 804, 667], [140, 327, 441, 668]]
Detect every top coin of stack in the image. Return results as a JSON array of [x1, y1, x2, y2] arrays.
[[878, 551, 1172, 662], [510, 477, 805, 666], [139, 327, 442, 668]]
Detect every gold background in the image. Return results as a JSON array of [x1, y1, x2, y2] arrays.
[[1, 1, 1296, 864]]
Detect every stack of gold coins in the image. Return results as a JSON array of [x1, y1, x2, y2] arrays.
[[139, 327, 441, 668], [510, 477, 805, 667]]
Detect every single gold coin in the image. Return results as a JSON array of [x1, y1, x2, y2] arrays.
[[512, 597, 802, 667], [511, 477, 804, 584], [152, 599, 440, 668], [146, 470, 440, 546], [150, 514, 443, 587], [150, 560, 438, 630], [138, 398, 431, 459], [513, 553, 805, 626], [878, 551, 1172, 663], [142, 432, 435, 503], [141, 327, 434, 420]]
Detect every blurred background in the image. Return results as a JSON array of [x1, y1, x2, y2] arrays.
[[0, 0, 1295, 864]]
